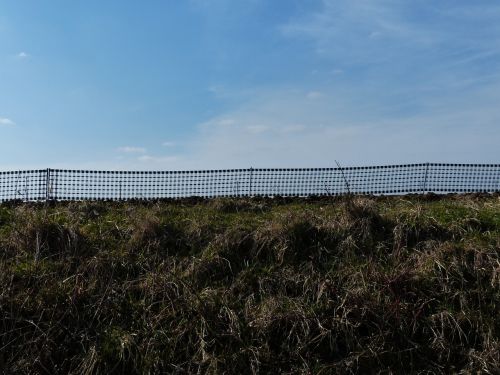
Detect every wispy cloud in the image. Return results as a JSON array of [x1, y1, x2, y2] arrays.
[[56, 3, 500, 169], [281, 0, 500, 74], [117, 146, 147, 154], [0, 118, 15, 126], [17, 52, 30, 59], [138, 155, 179, 164], [173, 78, 500, 169], [306, 91, 323, 100], [246, 125, 269, 134], [162, 141, 175, 147]]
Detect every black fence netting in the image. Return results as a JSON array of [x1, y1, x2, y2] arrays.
[[0, 163, 498, 202]]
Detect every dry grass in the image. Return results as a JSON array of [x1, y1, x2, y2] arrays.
[[0, 194, 499, 374]]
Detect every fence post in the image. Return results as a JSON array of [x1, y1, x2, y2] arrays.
[[423, 163, 430, 194], [46, 168, 51, 201], [249, 167, 253, 197]]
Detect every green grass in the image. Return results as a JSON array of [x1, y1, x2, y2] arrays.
[[0, 194, 499, 374]]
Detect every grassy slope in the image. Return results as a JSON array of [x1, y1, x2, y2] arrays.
[[0, 195, 499, 374]]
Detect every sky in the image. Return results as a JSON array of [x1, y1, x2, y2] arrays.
[[1, 0, 499, 170]]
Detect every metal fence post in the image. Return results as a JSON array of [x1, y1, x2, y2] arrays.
[[249, 167, 253, 196], [46, 168, 51, 201], [423, 163, 430, 194]]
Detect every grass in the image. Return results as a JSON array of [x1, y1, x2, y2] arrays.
[[0, 194, 499, 374]]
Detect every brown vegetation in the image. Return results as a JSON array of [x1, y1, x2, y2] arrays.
[[0, 194, 499, 374]]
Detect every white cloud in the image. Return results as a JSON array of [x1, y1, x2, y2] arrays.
[[117, 146, 146, 154], [138, 155, 179, 164], [281, 0, 500, 69], [17, 52, 29, 59], [208, 85, 227, 98], [170, 81, 500, 169], [306, 91, 323, 100], [369, 31, 382, 39], [246, 125, 269, 134], [281, 124, 306, 133], [216, 118, 236, 126], [162, 141, 175, 147], [0, 118, 15, 126]]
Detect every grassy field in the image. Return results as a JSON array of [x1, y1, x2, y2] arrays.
[[0, 194, 499, 374]]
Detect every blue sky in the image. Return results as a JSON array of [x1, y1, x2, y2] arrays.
[[1, 0, 499, 170]]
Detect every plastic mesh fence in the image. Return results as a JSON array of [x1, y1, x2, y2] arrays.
[[0, 163, 498, 202], [0, 170, 49, 202]]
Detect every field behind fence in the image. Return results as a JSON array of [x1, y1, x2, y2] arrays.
[[0, 163, 499, 201]]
